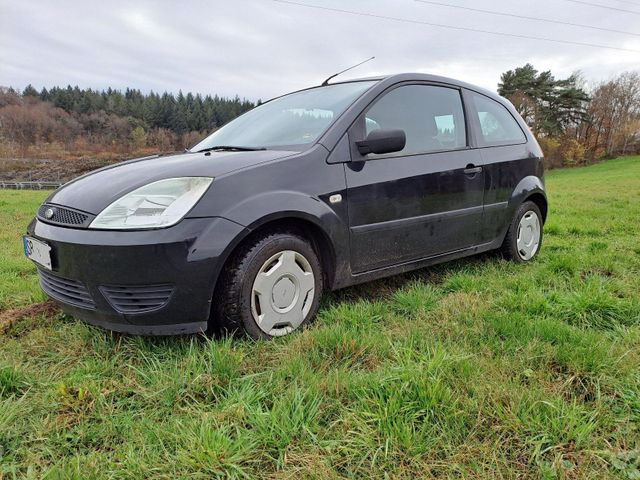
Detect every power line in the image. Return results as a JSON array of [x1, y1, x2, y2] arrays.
[[273, 0, 640, 53], [562, 0, 640, 15], [414, 0, 640, 37], [612, 0, 640, 7]]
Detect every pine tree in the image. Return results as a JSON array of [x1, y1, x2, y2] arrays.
[[11, 84, 254, 136], [23, 85, 39, 97], [498, 64, 589, 137]]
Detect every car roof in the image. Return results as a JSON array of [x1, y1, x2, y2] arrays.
[[329, 72, 502, 102], [262, 72, 506, 112]]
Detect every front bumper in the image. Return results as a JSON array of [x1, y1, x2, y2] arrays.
[[26, 216, 247, 335]]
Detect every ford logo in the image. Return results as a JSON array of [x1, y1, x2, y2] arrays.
[[44, 208, 55, 219]]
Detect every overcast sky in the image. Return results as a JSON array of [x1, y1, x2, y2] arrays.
[[1, 0, 639, 101]]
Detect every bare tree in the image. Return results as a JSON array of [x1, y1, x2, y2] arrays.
[[583, 72, 640, 158]]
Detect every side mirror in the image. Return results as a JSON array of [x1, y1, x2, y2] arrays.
[[356, 128, 406, 156]]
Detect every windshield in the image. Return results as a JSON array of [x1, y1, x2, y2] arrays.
[[190, 81, 377, 151]]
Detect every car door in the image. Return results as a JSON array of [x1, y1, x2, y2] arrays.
[[345, 83, 484, 273]]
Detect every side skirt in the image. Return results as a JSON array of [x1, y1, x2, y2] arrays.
[[334, 238, 502, 290]]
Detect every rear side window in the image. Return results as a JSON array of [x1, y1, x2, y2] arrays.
[[469, 91, 526, 146], [364, 85, 466, 155]]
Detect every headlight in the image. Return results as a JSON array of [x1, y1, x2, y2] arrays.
[[89, 177, 213, 230]]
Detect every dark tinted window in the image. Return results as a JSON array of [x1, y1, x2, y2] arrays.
[[365, 85, 466, 155], [470, 92, 526, 146]]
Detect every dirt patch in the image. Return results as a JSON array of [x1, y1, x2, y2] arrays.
[[579, 268, 614, 280], [0, 300, 59, 333]]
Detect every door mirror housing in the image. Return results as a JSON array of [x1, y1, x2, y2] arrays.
[[356, 129, 406, 156]]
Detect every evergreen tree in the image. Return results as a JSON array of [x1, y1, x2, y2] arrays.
[[7, 84, 255, 136], [143, 92, 162, 128], [23, 85, 39, 97], [498, 64, 589, 136], [39, 87, 50, 101]]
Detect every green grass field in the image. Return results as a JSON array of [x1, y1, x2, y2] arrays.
[[1, 157, 639, 479]]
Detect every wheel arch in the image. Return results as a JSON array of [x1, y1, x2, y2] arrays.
[[524, 191, 548, 223], [508, 175, 547, 222], [211, 211, 342, 305], [244, 212, 338, 287]]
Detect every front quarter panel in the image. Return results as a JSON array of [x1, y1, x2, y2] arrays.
[[188, 147, 350, 288]]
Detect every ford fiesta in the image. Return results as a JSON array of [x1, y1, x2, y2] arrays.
[[24, 73, 546, 338]]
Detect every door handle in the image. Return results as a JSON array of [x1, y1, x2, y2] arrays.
[[464, 164, 483, 175]]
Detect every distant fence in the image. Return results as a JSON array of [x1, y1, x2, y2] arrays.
[[0, 181, 63, 190]]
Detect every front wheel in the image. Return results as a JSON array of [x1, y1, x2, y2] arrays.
[[213, 231, 323, 339], [500, 201, 543, 263]]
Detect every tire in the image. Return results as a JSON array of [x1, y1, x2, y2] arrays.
[[212, 230, 323, 339], [500, 201, 543, 263]]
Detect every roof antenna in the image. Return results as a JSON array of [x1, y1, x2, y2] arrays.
[[321, 56, 375, 86]]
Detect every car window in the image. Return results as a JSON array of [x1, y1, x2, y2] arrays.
[[469, 92, 526, 146], [364, 85, 466, 155], [190, 81, 377, 150]]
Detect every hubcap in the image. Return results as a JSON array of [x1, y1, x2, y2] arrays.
[[516, 210, 541, 260], [251, 250, 315, 336]]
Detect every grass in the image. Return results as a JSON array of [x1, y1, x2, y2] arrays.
[[1, 156, 639, 478]]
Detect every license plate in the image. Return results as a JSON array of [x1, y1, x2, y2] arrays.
[[23, 236, 52, 270]]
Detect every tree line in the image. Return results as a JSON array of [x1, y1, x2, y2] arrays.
[[1, 65, 639, 167], [498, 64, 640, 167], [0, 85, 256, 160]]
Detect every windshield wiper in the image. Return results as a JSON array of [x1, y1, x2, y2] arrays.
[[195, 145, 266, 153]]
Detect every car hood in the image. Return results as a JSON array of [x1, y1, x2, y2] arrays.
[[45, 149, 295, 214]]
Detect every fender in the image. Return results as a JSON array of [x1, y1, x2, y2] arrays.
[[508, 174, 546, 215], [490, 174, 547, 244], [217, 190, 350, 290]]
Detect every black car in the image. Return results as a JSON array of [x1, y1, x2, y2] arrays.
[[24, 73, 546, 338]]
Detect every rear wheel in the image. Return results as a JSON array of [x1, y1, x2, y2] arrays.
[[213, 231, 323, 339], [500, 201, 543, 263]]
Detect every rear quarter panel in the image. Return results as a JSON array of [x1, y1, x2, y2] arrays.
[[479, 145, 545, 243]]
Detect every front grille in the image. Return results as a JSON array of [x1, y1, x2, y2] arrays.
[[38, 269, 95, 310], [100, 284, 174, 314], [37, 204, 91, 228]]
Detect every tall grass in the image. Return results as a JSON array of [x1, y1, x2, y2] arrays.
[[0, 156, 639, 478]]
